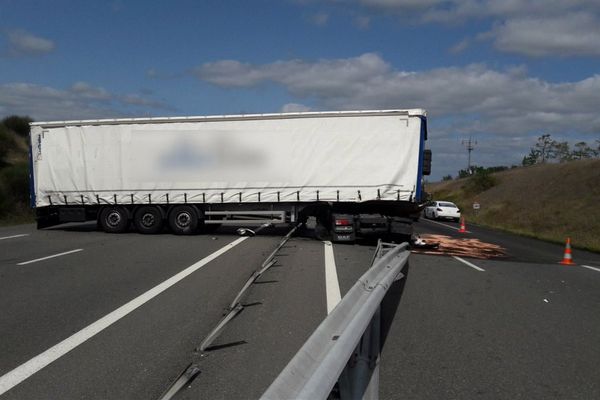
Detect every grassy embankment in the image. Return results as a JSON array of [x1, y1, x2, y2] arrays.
[[427, 159, 600, 252], [0, 121, 34, 226]]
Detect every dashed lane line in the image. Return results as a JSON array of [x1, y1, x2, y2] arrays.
[[323, 241, 342, 314], [422, 218, 471, 233], [0, 234, 29, 241], [452, 256, 485, 272], [17, 249, 84, 265], [0, 237, 248, 395], [581, 265, 600, 273]]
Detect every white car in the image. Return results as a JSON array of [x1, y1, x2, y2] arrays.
[[424, 201, 461, 222]]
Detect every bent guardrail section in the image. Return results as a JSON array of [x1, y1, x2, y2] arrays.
[[261, 241, 409, 400]]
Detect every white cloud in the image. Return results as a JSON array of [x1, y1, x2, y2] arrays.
[[312, 1, 600, 57], [491, 13, 600, 56], [354, 15, 371, 29], [360, 0, 445, 10], [5, 29, 55, 56], [193, 54, 600, 132], [193, 53, 600, 176], [281, 103, 312, 112], [194, 53, 392, 93], [0, 82, 172, 121], [449, 38, 470, 54], [70, 82, 111, 100], [310, 12, 330, 26]]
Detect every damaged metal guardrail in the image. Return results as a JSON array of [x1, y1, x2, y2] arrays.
[[157, 222, 298, 400], [261, 241, 409, 400], [197, 223, 301, 352]]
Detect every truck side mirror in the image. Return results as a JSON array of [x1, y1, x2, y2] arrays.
[[422, 149, 432, 175]]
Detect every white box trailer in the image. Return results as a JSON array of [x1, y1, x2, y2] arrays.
[[29, 109, 431, 241]]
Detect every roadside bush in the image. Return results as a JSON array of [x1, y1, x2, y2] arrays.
[[0, 162, 30, 220], [2, 163, 29, 198], [464, 170, 497, 194], [0, 127, 15, 166]]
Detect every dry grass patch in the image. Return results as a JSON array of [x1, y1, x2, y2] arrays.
[[427, 159, 600, 252]]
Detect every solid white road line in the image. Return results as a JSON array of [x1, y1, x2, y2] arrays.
[[17, 249, 84, 265], [323, 241, 342, 314], [422, 218, 471, 233], [0, 234, 29, 241], [452, 256, 485, 272], [0, 237, 248, 395], [582, 265, 600, 273]]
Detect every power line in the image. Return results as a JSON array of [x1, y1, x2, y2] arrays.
[[461, 136, 477, 172]]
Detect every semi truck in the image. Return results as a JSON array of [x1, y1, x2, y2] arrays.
[[29, 109, 431, 242]]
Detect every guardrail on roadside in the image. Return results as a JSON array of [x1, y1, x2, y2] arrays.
[[261, 241, 410, 400]]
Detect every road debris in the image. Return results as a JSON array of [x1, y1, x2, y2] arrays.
[[410, 234, 506, 259]]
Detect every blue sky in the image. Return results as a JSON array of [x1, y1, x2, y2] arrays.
[[1, 0, 600, 179]]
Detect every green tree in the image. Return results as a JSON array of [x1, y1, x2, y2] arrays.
[[572, 141, 594, 160], [522, 148, 539, 166], [465, 169, 497, 193], [442, 174, 452, 181], [458, 168, 471, 178], [1, 115, 32, 137], [552, 141, 572, 162], [533, 134, 554, 163], [486, 166, 509, 173]]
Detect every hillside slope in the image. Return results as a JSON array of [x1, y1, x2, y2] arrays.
[[427, 159, 600, 252]]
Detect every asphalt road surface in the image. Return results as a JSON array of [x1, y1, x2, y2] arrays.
[[0, 218, 599, 399]]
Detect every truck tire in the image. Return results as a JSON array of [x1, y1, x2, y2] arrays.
[[168, 205, 198, 235], [99, 206, 129, 233], [133, 206, 164, 234]]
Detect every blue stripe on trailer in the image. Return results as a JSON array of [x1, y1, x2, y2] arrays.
[[415, 116, 427, 202], [28, 130, 36, 209]]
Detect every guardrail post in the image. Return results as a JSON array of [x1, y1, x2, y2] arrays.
[[338, 308, 381, 400]]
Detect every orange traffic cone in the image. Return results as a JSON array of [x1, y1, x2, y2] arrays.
[[458, 217, 467, 233], [559, 237, 575, 265]]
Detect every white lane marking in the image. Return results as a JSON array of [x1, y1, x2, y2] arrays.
[[452, 256, 485, 272], [422, 218, 471, 233], [323, 241, 342, 314], [0, 237, 248, 395], [582, 265, 600, 273], [0, 234, 29, 241], [17, 249, 84, 266]]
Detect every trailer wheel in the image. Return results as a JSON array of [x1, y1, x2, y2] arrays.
[[168, 205, 198, 235], [134, 206, 164, 234], [99, 206, 129, 233]]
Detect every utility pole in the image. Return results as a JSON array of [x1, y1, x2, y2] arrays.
[[461, 136, 477, 173]]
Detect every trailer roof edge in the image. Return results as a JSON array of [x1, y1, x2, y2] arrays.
[[30, 109, 427, 128]]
